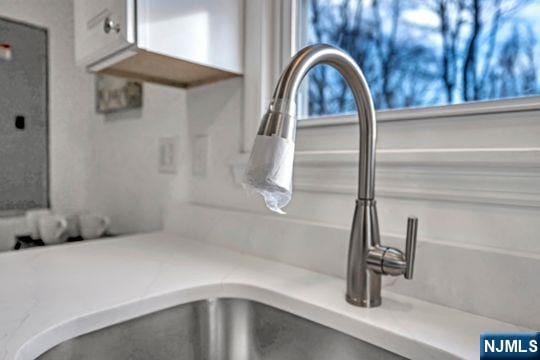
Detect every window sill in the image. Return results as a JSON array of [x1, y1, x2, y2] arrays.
[[232, 147, 540, 208], [297, 96, 540, 128]]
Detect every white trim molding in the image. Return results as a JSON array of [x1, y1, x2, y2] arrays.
[[298, 96, 540, 127], [233, 147, 540, 208], [242, 0, 290, 153]]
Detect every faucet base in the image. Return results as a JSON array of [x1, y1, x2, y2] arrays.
[[345, 294, 381, 308], [346, 199, 382, 307]]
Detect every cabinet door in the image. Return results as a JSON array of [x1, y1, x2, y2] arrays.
[[138, 0, 244, 74], [74, 0, 136, 66]]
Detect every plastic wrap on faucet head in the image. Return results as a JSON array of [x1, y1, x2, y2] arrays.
[[243, 134, 295, 214]]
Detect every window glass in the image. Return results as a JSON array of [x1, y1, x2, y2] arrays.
[[299, 0, 540, 117]]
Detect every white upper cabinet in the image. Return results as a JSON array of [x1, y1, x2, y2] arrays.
[[74, 0, 244, 87], [74, 0, 135, 67]]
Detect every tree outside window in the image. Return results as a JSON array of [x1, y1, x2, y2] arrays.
[[302, 0, 540, 116]]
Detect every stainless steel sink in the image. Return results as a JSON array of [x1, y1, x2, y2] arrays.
[[38, 298, 404, 359]]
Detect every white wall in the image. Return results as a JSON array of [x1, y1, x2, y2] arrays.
[[86, 83, 190, 235], [0, 0, 190, 250]]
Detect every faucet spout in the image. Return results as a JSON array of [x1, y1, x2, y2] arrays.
[[258, 44, 377, 200], [253, 44, 418, 307]]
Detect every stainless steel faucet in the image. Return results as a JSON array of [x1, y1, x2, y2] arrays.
[[256, 44, 418, 307]]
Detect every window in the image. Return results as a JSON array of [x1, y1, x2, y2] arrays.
[[296, 0, 540, 118]]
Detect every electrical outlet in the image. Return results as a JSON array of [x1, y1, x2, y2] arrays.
[[159, 137, 177, 174], [193, 135, 209, 177]]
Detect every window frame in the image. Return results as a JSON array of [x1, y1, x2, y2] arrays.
[[282, 0, 540, 128]]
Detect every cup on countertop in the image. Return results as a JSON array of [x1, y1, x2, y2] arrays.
[[38, 215, 69, 245], [25, 209, 52, 239], [79, 213, 110, 240], [57, 211, 83, 238]]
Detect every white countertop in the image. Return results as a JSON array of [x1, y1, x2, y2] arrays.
[[0, 232, 527, 359]]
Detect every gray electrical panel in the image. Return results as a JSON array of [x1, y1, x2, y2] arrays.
[[0, 17, 48, 214]]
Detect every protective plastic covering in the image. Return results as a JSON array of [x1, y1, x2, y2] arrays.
[[243, 134, 295, 214]]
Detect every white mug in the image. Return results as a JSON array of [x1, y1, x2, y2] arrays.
[[58, 212, 81, 238], [26, 209, 52, 239], [39, 215, 69, 245], [79, 214, 110, 240]]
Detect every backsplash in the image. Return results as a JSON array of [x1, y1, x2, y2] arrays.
[[164, 202, 539, 329]]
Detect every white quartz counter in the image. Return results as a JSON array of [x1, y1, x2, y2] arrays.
[[0, 232, 528, 359]]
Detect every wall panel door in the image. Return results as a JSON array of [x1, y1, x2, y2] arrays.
[[0, 17, 48, 214]]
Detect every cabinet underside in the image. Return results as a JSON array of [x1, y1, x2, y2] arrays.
[[100, 49, 241, 88]]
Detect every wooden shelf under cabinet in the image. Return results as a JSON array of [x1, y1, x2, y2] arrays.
[[99, 50, 240, 88]]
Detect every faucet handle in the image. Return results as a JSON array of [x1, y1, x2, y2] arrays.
[[404, 217, 418, 279]]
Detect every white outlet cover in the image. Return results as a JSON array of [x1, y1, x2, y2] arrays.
[[159, 136, 178, 174], [193, 135, 209, 177]]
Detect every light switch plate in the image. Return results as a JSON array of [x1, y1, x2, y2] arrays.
[[159, 136, 178, 174], [193, 135, 209, 177]]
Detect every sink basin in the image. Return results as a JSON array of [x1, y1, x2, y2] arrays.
[[38, 298, 404, 359]]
